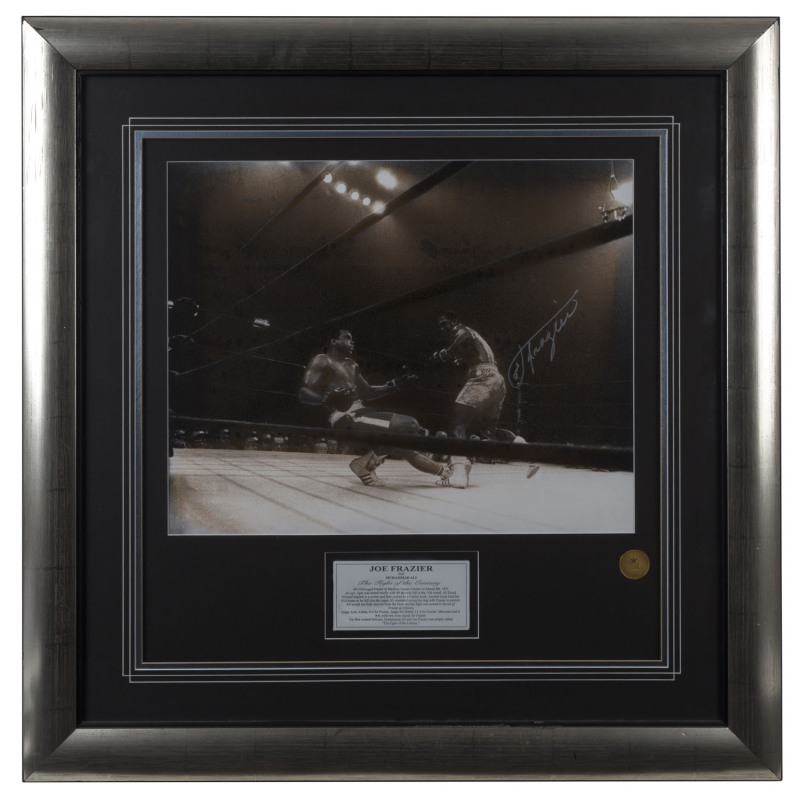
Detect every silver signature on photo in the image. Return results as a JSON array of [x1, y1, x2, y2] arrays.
[[508, 289, 580, 389]]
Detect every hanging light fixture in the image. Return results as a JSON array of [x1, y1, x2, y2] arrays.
[[599, 164, 631, 223]]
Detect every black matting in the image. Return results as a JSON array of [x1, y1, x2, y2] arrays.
[[79, 73, 724, 726]]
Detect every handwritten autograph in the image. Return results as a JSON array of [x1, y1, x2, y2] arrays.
[[508, 289, 580, 389]]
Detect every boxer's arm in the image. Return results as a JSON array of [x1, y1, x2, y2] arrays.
[[353, 366, 394, 401], [433, 328, 471, 363]]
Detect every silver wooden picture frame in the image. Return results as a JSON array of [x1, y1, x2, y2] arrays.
[[22, 17, 780, 780]]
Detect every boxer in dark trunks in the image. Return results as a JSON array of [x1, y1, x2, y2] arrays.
[[300, 329, 453, 487]]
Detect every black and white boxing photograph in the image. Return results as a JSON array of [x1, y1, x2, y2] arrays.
[[167, 159, 635, 535]]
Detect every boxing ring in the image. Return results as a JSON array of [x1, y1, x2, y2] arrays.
[[169, 449, 635, 536], [164, 160, 637, 539]]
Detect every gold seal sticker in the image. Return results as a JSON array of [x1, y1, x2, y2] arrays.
[[619, 550, 650, 580]]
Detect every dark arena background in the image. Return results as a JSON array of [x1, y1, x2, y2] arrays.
[[166, 159, 636, 535]]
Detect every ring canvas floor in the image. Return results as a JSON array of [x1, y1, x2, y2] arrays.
[[169, 450, 634, 536]]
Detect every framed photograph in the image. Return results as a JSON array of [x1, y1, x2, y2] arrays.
[[22, 17, 780, 780]]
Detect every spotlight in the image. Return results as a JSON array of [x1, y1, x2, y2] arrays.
[[372, 201, 386, 214], [323, 174, 333, 183], [362, 197, 371, 206], [350, 190, 360, 200], [611, 180, 633, 208], [376, 169, 398, 189], [336, 182, 347, 194]]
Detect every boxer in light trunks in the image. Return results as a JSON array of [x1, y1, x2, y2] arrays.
[[299, 330, 453, 487], [432, 313, 527, 487]]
